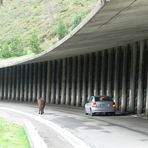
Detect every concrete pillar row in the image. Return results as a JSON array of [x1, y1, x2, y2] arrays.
[[32, 63, 37, 102], [137, 40, 144, 114], [37, 63, 41, 99], [88, 54, 93, 98], [146, 59, 148, 116], [56, 60, 61, 104], [46, 61, 52, 103], [7, 67, 11, 100], [76, 56, 82, 106], [107, 50, 113, 97], [51, 60, 56, 104], [15, 66, 20, 101], [82, 55, 88, 106], [129, 43, 137, 112], [0, 69, 3, 100], [71, 57, 77, 106], [94, 52, 99, 96], [28, 64, 32, 102], [65, 58, 71, 105], [100, 51, 106, 96], [3, 68, 8, 100], [42, 62, 46, 99], [121, 46, 128, 113], [113, 49, 120, 108], [61, 59, 66, 104], [24, 65, 28, 101], [11, 66, 16, 101]]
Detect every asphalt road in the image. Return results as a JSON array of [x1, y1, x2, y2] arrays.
[[0, 101, 148, 148]]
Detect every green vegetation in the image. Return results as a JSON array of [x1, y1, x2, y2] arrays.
[[56, 20, 69, 39], [0, 117, 30, 148], [0, 0, 98, 59]]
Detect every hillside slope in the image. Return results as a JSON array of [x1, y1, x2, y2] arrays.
[[0, 0, 98, 59]]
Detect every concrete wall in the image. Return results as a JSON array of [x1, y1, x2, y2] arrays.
[[0, 40, 148, 115]]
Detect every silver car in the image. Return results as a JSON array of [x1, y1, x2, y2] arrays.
[[85, 96, 116, 116]]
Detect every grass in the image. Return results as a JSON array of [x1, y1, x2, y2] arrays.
[[0, 117, 30, 148], [0, 0, 98, 59]]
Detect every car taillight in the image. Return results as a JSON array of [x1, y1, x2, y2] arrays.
[[112, 102, 116, 109], [91, 102, 97, 108]]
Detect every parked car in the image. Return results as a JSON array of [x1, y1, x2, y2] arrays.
[[85, 96, 116, 116]]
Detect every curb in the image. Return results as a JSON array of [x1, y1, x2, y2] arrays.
[[23, 120, 48, 148]]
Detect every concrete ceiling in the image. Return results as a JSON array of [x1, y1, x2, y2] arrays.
[[1, 0, 148, 67]]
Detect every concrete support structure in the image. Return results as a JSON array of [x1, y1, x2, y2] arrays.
[[0, 39, 148, 116], [11, 67, 16, 100], [107, 50, 113, 97], [137, 41, 144, 114], [94, 52, 99, 96], [71, 57, 77, 106], [28, 64, 32, 102], [65, 58, 71, 105], [55, 60, 61, 104], [82, 55, 88, 106], [51, 61, 56, 104], [15, 66, 20, 101], [46, 61, 51, 103], [100, 51, 106, 96], [113, 49, 120, 109], [61, 59, 66, 104], [121, 47, 128, 113], [88, 54, 93, 98], [32, 64, 37, 102], [76, 56, 82, 106], [129, 43, 137, 113]]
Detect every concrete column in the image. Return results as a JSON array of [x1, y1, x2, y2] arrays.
[[24, 65, 28, 101], [15, 66, 20, 101], [121, 47, 128, 113], [65, 58, 71, 105], [76, 56, 82, 106], [107, 50, 113, 96], [94, 52, 99, 96], [100, 51, 105, 95], [71, 57, 77, 106], [51, 60, 56, 104], [19, 65, 24, 101], [42, 62, 46, 99], [82, 55, 88, 106], [0, 69, 3, 100], [137, 40, 144, 114], [113, 49, 119, 108], [3, 68, 8, 100], [46, 61, 51, 104], [61, 59, 66, 104], [28, 64, 33, 102], [56, 60, 61, 104], [7, 67, 11, 100], [129, 43, 137, 113], [11, 67, 16, 101], [32, 64, 37, 102], [146, 62, 148, 116], [88, 54, 93, 98], [37, 63, 41, 98]]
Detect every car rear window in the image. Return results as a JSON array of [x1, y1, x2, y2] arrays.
[[95, 96, 113, 101]]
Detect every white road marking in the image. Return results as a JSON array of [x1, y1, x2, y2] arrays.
[[24, 120, 48, 148], [0, 107, 91, 148]]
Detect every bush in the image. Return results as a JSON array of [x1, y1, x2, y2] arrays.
[[72, 13, 85, 29], [0, 36, 25, 58], [56, 20, 69, 39], [30, 32, 42, 54]]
